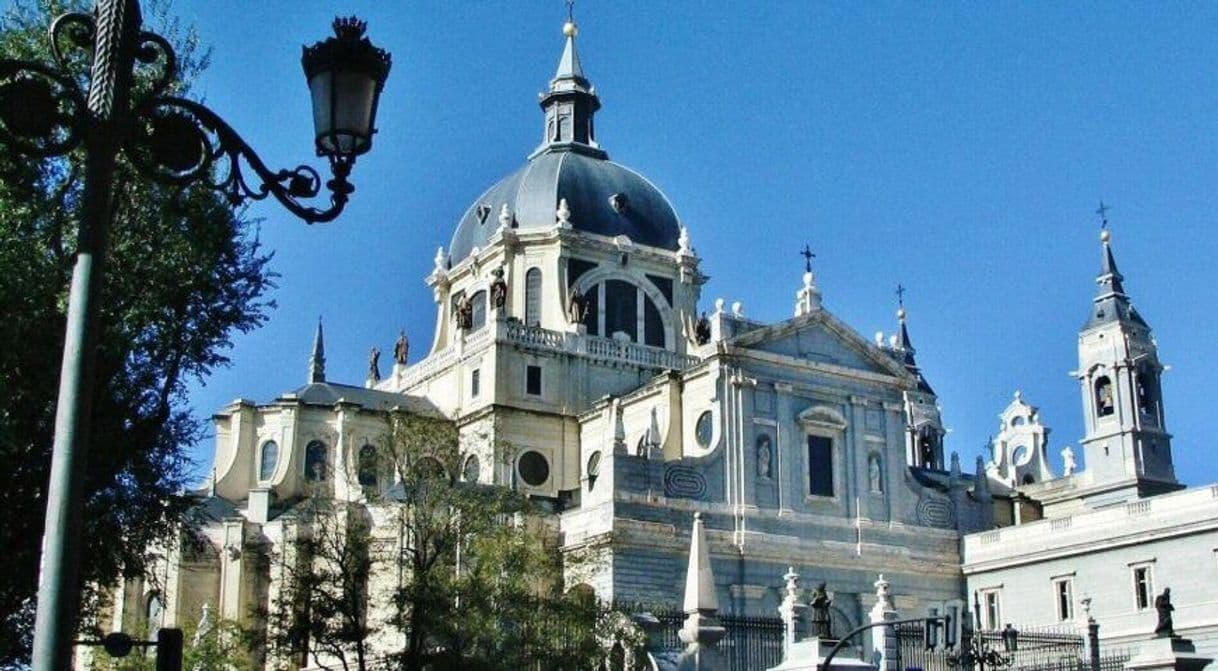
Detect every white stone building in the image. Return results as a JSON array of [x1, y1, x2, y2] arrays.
[[102, 14, 1217, 671], [962, 229, 1218, 659]]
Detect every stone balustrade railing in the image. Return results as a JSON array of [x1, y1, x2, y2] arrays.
[[399, 321, 701, 389]]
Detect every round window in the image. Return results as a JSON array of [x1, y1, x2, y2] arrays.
[[587, 451, 601, 478], [695, 411, 714, 448], [518, 450, 550, 486]]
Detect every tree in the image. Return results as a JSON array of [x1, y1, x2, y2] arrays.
[[0, 1, 275, 663], [266, 413, 643, 671]]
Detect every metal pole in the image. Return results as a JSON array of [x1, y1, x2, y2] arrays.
[[30, 1, 141, 668]]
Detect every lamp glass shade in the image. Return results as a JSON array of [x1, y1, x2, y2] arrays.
[[308, 70, 378, 156], [302, 17, 391, 159]]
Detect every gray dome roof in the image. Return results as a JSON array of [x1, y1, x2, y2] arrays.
[[448, 149, 682, 265]]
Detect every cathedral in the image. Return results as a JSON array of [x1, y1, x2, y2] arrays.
[[102, 14, 1218, 669]]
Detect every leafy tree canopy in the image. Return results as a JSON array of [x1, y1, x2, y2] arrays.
[[0, 0, 275, 664]]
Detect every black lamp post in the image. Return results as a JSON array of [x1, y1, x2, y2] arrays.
[[947, 595, 1021, 671], [0, 1, 390, 667]]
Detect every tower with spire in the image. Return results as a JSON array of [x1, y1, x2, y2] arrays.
[[1075, 225, 1178, 501], [891, 292, 945, 470]]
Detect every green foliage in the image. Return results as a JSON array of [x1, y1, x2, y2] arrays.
[[266, 412, 639, 671], [0, 0, 274, 664], [90, 619, 255, 671]]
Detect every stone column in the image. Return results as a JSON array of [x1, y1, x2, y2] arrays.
[[868, 574, 900, 671], [779, 567, 807, 657], [677, 513, 726, 671]]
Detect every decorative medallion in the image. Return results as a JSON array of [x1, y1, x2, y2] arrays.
[[664, 464, 707, 500], [916, 494, 955, 529]]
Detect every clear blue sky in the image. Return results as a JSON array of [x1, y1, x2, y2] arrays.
[[164, 1, 1218, 486]]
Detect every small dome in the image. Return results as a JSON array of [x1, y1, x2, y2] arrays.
[[449, 149, 682, 265]]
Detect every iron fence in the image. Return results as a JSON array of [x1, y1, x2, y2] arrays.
[[613, 603, 786, 671], [896, 622, 1089, 671]]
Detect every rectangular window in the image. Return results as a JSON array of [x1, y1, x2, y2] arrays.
[[807, 435, 834, 497], [1133, 565, 1154, 610], [526, 365, 542, 396], [471, 369, 480, 397], [981, 590, 1002, 630], [1054, 578, 1074, 622]]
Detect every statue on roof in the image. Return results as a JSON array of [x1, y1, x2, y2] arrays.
[[455, 295, 474, 330], [490, 267, 508, 310], [694, 312, 711, 345], [567, 290, 588, 324], [369, 346, 381, 383], [394, 330, 409, 366]]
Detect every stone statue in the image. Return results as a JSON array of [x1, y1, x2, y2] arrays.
[[393, 330, 409, 366], [567, 290, 588, 324], [1154, 588, 1175, 637], [756, 435, 772, 478], [490, 267, 508, 310], [869, 455, 882, 493], [810, 582, 832, 640], [1062, 446, 1077, 476], [455, 296, 474, 330], [368, 346, 381, 383], [694, 312, 711, 345]]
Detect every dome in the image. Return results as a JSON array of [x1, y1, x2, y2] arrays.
[[448, 149, 682, 265]]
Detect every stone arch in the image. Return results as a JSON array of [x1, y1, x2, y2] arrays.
[[572, 267, 675, 349]]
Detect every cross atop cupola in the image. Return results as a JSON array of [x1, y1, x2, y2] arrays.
[[535, 9, 606, 158]]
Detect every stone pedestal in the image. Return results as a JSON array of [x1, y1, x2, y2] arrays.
[[1126, 637, 1212, 671], [768, 637, 877, 671]]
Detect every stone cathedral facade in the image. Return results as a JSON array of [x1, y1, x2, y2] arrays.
[[102, 17, 1218, 669]]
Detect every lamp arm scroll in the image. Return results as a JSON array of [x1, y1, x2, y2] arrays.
[[126, 95, 355, 224], [820, 617, 950, 671]]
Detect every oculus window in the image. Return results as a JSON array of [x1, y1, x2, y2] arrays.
[[462, 454, 481, 483], [518, 450, 550, 486], [695, 411, 713, 448], [807, 435, 834, 497]]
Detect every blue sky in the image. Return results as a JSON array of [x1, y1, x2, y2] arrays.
[[166, 1, 1218, 486]]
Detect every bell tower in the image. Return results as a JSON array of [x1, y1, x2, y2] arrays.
[[1076, 224, 1177, 500]]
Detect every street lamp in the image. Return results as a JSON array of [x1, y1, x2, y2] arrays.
[[946, 596, 1021, 671], [0, 1, 390, 667]]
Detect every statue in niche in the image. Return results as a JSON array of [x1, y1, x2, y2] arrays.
[[394, 330, 409, 366], [868, 455, 882, 493], [567, 290, 588, 324], [368, 346, 381, 383], [1061, 446, 1077, 476], [809, 582, 832, 639], [756, 434, 772, 479], [455, 295, 474, 330], [1154, 588, 1175, 637], [694, 312, 711, 345], [490, 268, 508, 310]]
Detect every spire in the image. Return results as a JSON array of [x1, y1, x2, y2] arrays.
[[893, 289, 934, 394], [1085, 224, 1146, 330], [535, 8, 605, 158], [309, 318, 326, 383]]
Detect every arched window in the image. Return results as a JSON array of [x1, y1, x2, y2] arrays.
[[357, 444, 379, 488], [1094, 376, 1114, 417], [462, 454, 481, 483], [470, 290, 487, 330], [525, 268, 542, 327], [305, 441, 328, 481], [258, 440, 279, 482], [1136, 371, 1157, 420], [579, 279, 667, 346]]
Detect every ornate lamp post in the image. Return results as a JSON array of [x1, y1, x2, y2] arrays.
[[947, 595, 1021, 671], [0, 1, 390, 667]]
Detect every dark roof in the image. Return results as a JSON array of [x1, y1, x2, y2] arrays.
[[448, 150, 682, 265], [281, 381, 444, 417], [1084, 240, 1148, 330]]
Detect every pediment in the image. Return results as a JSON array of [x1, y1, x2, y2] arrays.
[[729, 310, 913, 382]]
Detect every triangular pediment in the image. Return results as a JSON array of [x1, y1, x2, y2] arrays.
[[728, 310, 914, 382]]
